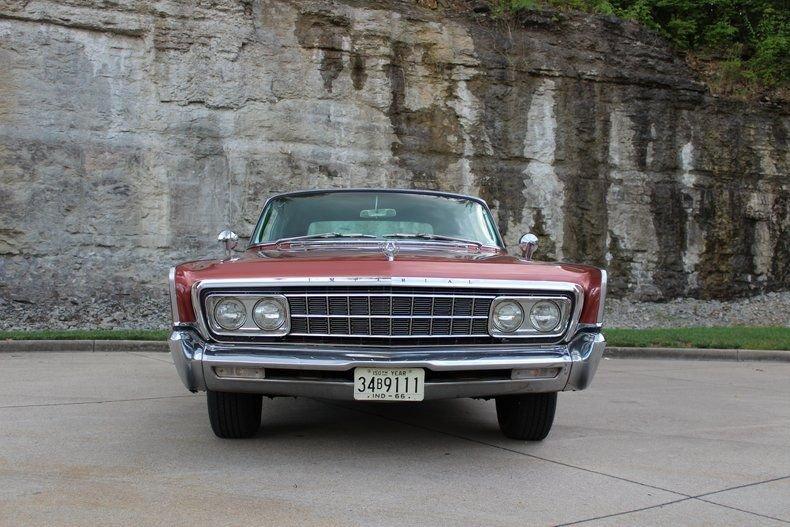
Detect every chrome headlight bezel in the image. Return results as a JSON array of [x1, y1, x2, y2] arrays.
[[205, 294, 290, 337], [488, 296, 573, 338]]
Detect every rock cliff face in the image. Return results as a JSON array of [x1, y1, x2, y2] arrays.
[[0, 0, 787, 324]]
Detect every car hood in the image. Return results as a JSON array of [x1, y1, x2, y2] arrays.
[[172, 247, 605, 325], [179, 248, 597, 283]]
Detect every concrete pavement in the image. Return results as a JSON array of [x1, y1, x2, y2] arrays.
[[0, 352, 788, 526]]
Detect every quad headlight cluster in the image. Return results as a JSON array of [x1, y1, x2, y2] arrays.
[[489, 297, 571, 338], [206, 295, 290, 336]]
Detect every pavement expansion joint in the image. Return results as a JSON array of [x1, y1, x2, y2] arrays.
[[318, 400, 687, 497], [127, 351, 174, 364], [0, 394, 199, 410], [692, 474, 790, 498], [693, 498, 790, 525], [320, 400, 790, 526], [553, 497, 694, 526]]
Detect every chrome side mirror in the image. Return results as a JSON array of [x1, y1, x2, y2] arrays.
[[519, 233, 538, 260], [217, 229, 239, 259]]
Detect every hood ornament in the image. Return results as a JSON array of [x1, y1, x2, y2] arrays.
[[382, 240, 399, 261], [217, 229, 239, 260]]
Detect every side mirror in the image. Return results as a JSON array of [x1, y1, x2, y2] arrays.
[[519, 233, 538, 260], [217, 229, 239, 259]]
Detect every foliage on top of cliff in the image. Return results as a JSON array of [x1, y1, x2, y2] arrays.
[[491, 0, 788, 100]]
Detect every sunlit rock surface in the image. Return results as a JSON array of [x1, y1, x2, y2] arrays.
[[0, 0, 787, 325]]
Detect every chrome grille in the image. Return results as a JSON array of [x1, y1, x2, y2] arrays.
[[287, 294, 494, 338]]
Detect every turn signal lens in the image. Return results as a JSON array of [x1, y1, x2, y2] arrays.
[[214, 366, 265, 379], [512, 367, 561, 379]]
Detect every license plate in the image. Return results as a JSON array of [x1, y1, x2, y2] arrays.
[[353, 367, 425, 401]]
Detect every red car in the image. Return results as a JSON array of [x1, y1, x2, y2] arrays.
[[169, 189, 607, 440]]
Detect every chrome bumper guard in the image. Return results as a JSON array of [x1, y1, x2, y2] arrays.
[[170, 330, 605, 400]]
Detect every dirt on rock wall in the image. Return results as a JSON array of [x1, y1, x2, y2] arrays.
[[0, 0, 787, 326]]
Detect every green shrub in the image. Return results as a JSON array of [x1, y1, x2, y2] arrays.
[[493, 0, 789, 90]]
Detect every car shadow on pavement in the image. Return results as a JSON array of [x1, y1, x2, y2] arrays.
[[247, 397, 503, 444]]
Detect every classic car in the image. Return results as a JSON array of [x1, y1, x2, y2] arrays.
[[169, 189, 607, 440]]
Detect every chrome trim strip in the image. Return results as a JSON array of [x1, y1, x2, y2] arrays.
[[268, 239, 502, 253], [597, 269, 608, 325], [287, 332, 492, 338], [181, 329, 583, 355], [281, 293, 498, 299], [192, 277, 584, 289], [168, 267, 180, 325], [576, 322, 603, 332], [202, 350, 571, 372], [191, 277, 584, 343], [290, 314, 489, 319]]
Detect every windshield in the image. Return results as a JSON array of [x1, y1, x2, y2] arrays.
[[250, 191, 503, 247]]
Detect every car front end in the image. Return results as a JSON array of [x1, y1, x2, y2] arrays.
[[168, 190, 607, 440]]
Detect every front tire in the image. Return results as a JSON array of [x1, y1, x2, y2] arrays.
[[495, 392, 557, 440], [207, 390, 262, 439]]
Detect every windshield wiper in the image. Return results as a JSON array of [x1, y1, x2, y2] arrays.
[[384, 233, 485, 247], [272, 232, 378, 244]]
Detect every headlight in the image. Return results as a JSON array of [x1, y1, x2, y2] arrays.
[[492, 300, 524, 332], [530, 300, 561, 332], [214, 297, 246, 330], [252, 298, 287, 330]]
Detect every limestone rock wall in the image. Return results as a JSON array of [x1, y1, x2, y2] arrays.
[[0, 0, 787, 322]]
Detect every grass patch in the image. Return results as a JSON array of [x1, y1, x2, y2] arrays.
[[2, 327, 788, 350], [604, 327, 790, 350], [0, 329, 169, 341]]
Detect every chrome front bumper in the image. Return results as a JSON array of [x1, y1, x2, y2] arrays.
[[169, 330, 605, 400]]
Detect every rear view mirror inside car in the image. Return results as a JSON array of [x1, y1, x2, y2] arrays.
[[360, 208, 396, 218]]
